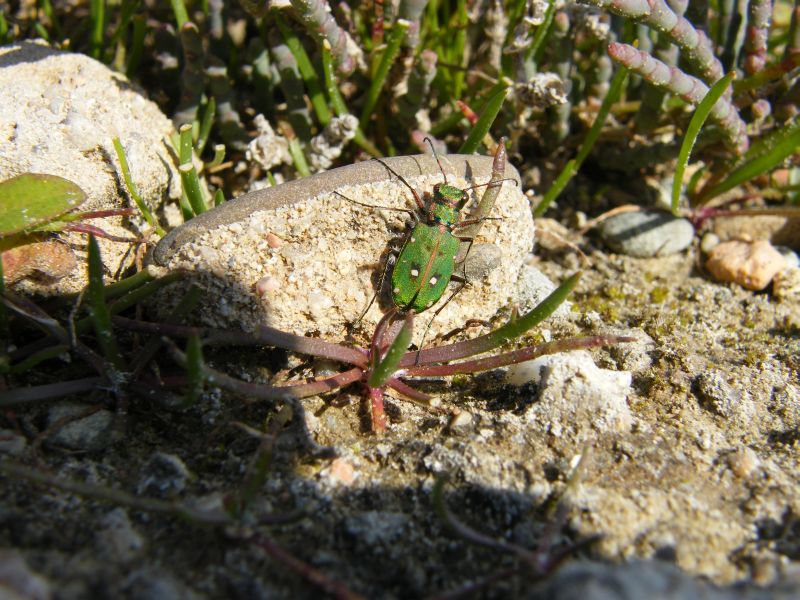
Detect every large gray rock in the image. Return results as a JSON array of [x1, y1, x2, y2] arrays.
[[152, 154, 535, 342], [0, 41, 180, 294]]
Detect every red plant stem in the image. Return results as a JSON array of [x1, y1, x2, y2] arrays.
[[62, 223, 139, 242], [250, 534, 364, 600], [275, 367, 365, 396], [456, 100, 479, 125], [368, 385, 386, 432], [112, 317, 368, 367], [387, 377, 433, 402], [405, 335, 636, 376]]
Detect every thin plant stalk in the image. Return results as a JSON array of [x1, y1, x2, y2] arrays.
[[275, 13, 332, 126], [534, 66, 628, 217], [457, 87, 509, 154], [178, 124, 207, 214], [90, 0, 105, 60], [183, 335, 205, 406], [170, 0, 189, 28], [359, 19, 410, 130], [367, 312, 413, 388], [696, 119, 800, 204], [671, 72, 736, 215], [402, 272, 581, 367], [86, 235, 124, 371], [112, 138, 165, 236], [321, 40, 380, 157]]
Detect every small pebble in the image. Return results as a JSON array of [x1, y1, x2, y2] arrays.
[[0, 548, 51, 600], [325, 458, 357, 486], [136, 452, 191, 499], [598, 211, 695, 258], [0, 429, 26, 455], [448, 409, 474, 430], [265, 232, 283, 248], [775, 246, 800, 270], [700, 232, 720, 254], [95, 508, 145, 564], [728, 447, 760, 478], [705, 240, 786, 290], [45, 403, 114, 452], [254, 275, 279, 296]]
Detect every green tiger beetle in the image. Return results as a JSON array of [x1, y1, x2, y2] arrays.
[[344, 138, 516, 337]]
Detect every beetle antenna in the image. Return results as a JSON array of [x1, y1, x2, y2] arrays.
[[423, 136, 449, 185], [462, 177, 518, 192]]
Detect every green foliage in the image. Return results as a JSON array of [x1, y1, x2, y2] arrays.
[[672, 72, 736, 214], [0, 173, 86, 238]]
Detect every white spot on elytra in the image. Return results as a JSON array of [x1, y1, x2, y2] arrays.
[[410, 269, 419, 278], [429, 276, 438, 286], [393, 287, 400, 293], [410, 237, 416, 243]]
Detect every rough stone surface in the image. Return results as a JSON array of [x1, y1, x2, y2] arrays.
[[507, 350, 633, 437], [525, 560, 793, 600], [153, 154, 534, 342], [598, 211, 695, 257], [713, 215, 800, 250], [0, 549, 51, 600], [95, 509, 145, 564], [696, 370, 756, 423], [514, 262, 571, 320], [0, 41, 180, 294], [706, 240, 786, 290]]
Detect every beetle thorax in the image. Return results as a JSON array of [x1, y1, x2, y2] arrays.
[[430, 183, 466, 227]]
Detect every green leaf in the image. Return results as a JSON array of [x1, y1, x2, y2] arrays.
[[0, 173, 86, 236], [368, 313, 414, 388], [697, 118, 800, 204], [458, 86, 509, 154], [672, 72, 735, 215]]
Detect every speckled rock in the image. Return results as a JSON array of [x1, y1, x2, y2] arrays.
[[152, 154, 534, 343], [507, 350, 633, 437], [705, 240, 786, 290], [0, 40, 181, 294], [598, 211, 695, 257]]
